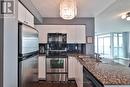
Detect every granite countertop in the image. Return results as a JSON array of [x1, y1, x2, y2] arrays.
[[70, 55, 130, 85]]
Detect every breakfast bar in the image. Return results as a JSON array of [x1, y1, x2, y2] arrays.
[[68, 55, 130, 87]]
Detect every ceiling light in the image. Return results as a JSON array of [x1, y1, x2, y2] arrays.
[[121, 14, 126, 19], [126, 13, 130, 21], [126, 17, 130, 21], [121, 12, 130, 21], [60, 0, 77, 20]]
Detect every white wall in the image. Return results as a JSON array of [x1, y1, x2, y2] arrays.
[[4, 18, 18, 87], [95, 0, 130, 33], [3, 0, 18, 87], [0, 17, 4, 87]]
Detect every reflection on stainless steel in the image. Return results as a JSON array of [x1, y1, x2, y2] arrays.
[[19, 55, 38, 87], [46, 57, 68, 81], [47, 51, 67, 58], [46, 33, 68, 82], [47, 58, 68, 73], [47, 74, 68, 81], [47, 33, 67, 51], [18, 24, 39, 87], [19, 24, 39, 55]]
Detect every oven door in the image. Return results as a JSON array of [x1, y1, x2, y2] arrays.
[[47, 74, 68, 81], [46, 58, 68, 73]]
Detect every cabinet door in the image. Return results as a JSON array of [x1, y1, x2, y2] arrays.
[[67, 27, 76, 43], [76, 25, 86, 43], [79, 63, 83, 87], [68, 57, 76, 79], [75, 59, 79, 85], [37, 28, 47, 43], [25, 10, 34, 27], [78, 61, 81, 87], [38, 56, 46, 80], [36, 25, 86, 43], [18, 2, 26, 23], [75, 59, 83, 87]]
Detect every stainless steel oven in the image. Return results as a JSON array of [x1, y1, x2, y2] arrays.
[[46, 58, 68, 81], [46, 33, 68, 81], [46, 58, 68, 73], [46, 74, 68, 81]]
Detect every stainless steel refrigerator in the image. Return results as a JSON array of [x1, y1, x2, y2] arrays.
[[18, 24, 39, 87]]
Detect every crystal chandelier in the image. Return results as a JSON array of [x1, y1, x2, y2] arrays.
[[60, 0, 77, 20]]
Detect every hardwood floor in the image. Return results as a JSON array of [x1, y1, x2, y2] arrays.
[[29, 81, 77, 87]]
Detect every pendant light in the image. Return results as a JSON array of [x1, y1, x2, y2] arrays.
[[60, 0, 77, 20]]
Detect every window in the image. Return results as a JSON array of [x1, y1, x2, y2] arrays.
[[95, 36, 98, 53], [95, 34, 111, 58], [113, 33, 124, 58], [95, 33, 124, 59], [104, 37, 111, 57]]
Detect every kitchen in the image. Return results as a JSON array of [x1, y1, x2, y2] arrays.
[[0, 0, 130, 87]]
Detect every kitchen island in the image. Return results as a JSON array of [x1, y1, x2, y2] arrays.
[[38, 54, 130, 87], [68, 55, 130, 87]]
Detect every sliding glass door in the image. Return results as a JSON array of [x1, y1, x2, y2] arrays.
[[104, 37, 111, 58], [95, 33, 124, 59], [96, 34, 111, 58], [113, 33, 124, 58]]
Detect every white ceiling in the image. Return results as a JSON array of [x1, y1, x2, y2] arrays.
[[31, 0, 116, 17], [95, 0, 130, 33]]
